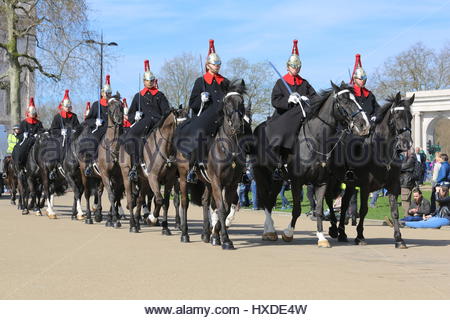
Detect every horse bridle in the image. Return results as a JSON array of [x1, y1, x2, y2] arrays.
[[223, 91, 246, 137], [333, 89, 370, 134]]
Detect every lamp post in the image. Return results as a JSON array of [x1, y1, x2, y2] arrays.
[[85, 32, 118, 96]]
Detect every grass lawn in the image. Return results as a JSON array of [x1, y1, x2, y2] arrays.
[[243, 186, 432, 220]]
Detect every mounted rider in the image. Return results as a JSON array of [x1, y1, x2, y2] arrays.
[[12, 97, 44, 169], [84, 74, 113, 176], [50, 90, 80, 135], [176, 39, 230, 183], [265, 40, 319, 177], [122, 98, 131, 134], [125, 59, 170, 181], [344, 53, 382, 181]]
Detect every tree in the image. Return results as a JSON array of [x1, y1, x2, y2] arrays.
[[0, 0, 97, 125], [158, 52, 201, 109], [224, 57, 275, 124], [372, 42, 450, 98]]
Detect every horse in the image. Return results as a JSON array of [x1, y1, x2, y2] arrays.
[[253, 81, 371, 248], [2, 156, 18, 205], [30, 132, 68, 218], [176, 79, 250, 249], [120, 108, 186, 233], [326, 92, 414, 248], [96, 94, 125, 228]]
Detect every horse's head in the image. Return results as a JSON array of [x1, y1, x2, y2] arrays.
[[331, 81, 371, 136], [389, 92, 414, 153], [222, 79, 249, 136], [108, 92, 123, 126], [174, 104, 189, 124]]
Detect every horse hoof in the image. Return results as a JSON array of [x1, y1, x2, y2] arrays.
[[318, 240, 331, 248], [351, 221, 357, 226], [262, 232, 278, 241], [328, 227, 338, 239], [355, 238, 367, 246], [11, 200, 16, 205], [76, 215, 84, 221], [281, 234, 293, 242], [210, 236, 221, 246], [85, 218, 93, 225], [395, 241, 407, 249], [222, 242, 235, 250], [48, 214, 57, 219], [22, 210, 29, 215], [114, 221, 121, 229], [94, 214, 102, 223], [201, 233, 211, 243], [161, 228, 172, 236], [129, 227, 139, 233], [180, 235, 190, 243], [338, 234, 348, 242], [105, 221, 113, 227], [35, 211, 42, 216]]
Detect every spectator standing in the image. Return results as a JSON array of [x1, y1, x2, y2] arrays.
[[430, 152, 442, 213], [415, 147, 427, 184]]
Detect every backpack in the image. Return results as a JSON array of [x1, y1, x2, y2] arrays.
[[412, 159, 424, 182]]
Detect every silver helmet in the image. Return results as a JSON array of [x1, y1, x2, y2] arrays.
[[27, 97, 37, 116], [102, 74, 112, 94], [61, 89, 72, 108], [122, 98, 129, 115], [206, 39, 221, 66], [351, 54, 367, 83], [143, 60, 156, 81], [287, 39, 301, 69]]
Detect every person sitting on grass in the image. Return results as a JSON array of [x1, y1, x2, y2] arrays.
[[401, 189, 430, 222], [405, 181, 450, 229]]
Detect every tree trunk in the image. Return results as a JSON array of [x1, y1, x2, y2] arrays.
[[6, 0, 22, 125]]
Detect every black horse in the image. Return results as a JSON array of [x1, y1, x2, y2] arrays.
[[326, 92, 414, 248], [253, 81, 371, 248]]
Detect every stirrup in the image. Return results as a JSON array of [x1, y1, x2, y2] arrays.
[[128, 165, 138, 182], [273, 164, 288, 181], [345, 170, 355, 182], [187, 168, 198, 184], [49, 169, 57, 180], [57, 165, 66, 177], [84, 164, 94, 177]]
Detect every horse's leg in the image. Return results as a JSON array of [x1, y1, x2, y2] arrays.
[[42, 170, 56, 219], [355, 186, 370, 245], [147, 175, 163, 227], [315, 184, 331, 248], [282, 180, 302, 242], [210, 178, 234, 250], [254, 166, 279, 241], [161, 181, 173, 235], [103, 177, 120, 228], [202, 185, 213, 244], [387, 189, 407, 249], [178, 160, 190, 243], [173, 179, 181, 230], [94, 181, 103, 222], [121, 169, 138, 233], [336, 186, 354, 242], [327, 191, 339, 239], [21, 171, 31, 214], [225, 185, 239, 229]]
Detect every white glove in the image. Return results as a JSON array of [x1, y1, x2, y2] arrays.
[[201, 92, 210, 103], [288, 92, 301, 105], [134, 111, 143, 121], [370, 116, 377, 122], [23, 132, 29, 139], [95, 118, 103, 127], [34, 133, 38, 137], [300, 95, 309, 102], [61, 128, 67, 136]]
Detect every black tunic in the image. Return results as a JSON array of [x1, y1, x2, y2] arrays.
[[266, 78, 318, 150], [50, 113, 80, 134], [84, 100, 109, 140], [355, 91, 381, 118], [175, 75, 230, 161], [13, 119, 44, 167], [123, 90, 170, 162]]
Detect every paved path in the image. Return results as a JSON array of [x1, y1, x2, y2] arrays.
[[1, 193, 449, 299]]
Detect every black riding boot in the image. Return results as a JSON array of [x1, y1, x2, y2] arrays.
[[187, 165, 198, 184], [84, 163, 95, 177]]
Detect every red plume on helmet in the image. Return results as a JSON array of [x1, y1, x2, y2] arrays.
[[61, 89, 71, 108], [84, 101, 91, 119], [291, 39, 299, 55], [208, 39, 216, 55], [26, 97, 37, 117], [350, 53, 363, 84], [144, 60, 150, 72], [106, 75, 110, 85], [103, 74, 112, 93]]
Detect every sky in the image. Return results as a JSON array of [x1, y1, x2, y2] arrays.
[[77, 0, 450, 105]]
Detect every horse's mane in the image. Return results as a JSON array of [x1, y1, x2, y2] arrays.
[[228, 79, 247, 96], [305, 85, 352, 120]]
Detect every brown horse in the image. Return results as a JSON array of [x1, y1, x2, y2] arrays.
[[119, 108, 186, 233], [176, 79, 249, 249]]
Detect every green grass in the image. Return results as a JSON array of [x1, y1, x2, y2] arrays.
[[243, 187, 432, 220]]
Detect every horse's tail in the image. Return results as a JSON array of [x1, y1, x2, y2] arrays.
[[188, 181, 205, 206]]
